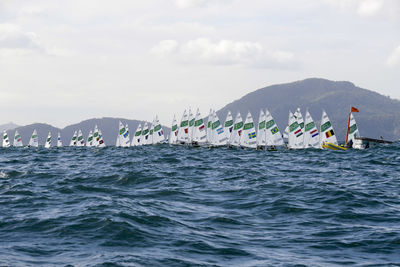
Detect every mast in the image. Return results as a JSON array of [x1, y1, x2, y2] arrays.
[[345, 107, 351, 146]]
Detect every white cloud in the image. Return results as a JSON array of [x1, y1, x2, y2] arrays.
[[386, 45, 400, 67], [0, 23, 43, 51], [323, 0, 384, 17], [173, 0, 210, 8], [151, 38, 296, 69]]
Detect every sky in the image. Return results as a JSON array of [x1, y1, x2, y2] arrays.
[[0, 0, 399, 128]]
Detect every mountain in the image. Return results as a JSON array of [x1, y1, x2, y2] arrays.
[[0, 122, 19, 132], [3, 118, 170, 146], [216, 78, 400, 141]]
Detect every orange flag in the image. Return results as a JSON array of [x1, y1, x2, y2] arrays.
[[351, 107, 359, 113]]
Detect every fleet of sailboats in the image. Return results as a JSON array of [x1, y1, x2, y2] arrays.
[[0, 107, 373, 150]]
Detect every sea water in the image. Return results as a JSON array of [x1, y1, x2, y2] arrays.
[[0, 144, 399, 266]]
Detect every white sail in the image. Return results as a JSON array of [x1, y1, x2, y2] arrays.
[[294, 108, 305, 130], [288, 111, 304, 149], [347, 113, 359, 145], [265, 109, 284, 146], [303, 110, 320, 148], [320, 110, 338, 146], [98, 130, 106, 147], [116, 134, 120, 147], [13, 130, 23, 147], [45, 132, 51, 148], [152, 116, 165, 144], [76, 130, 85, 147], [69, 130, 77, 147], [240, 112, 257, 149], [140, 122, 149, 145], [283, 126, 289, 139], [256, 110, 266, 148], [169, 115, 178, 145], [223, 111, 234, 142], [2, 131, 10, 147], [86, 130, 93, 147], [177, 110, 189, 144], [29, 129, 39, 147], [230, 112, 243, 147], [191, 108, 207, 145], [92, 125, 99, 147], [118, 121, 130, 147], [188, 109, 195, 143], [210, 111, 228, 146], [57, 132, 62, 147], [240, 111, 257, 149], [147, 122, 154, 145], [206, 109, 213, 144], [131, 123, 142, 146]]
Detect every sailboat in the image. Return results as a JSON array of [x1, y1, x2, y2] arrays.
[[240, 111, 257, 149], [131, 123, 142, 146], [92, 126, 99, 147], [345, 107, 360, 148], [69, 130, 77, 147], [206, 109, 213, 144], [124, 124, 130, 147], [118, 121, 130, 147], [294, 108, 305, 130], [303, 110, 320, 148], [13, 130, 23, 147], [29, 129, 39, 147], [320, 110, 346, 150], [265, 109, 284, 149], [223, 111, 234, 143], [188, 109, 195, 143], [98, 130, 106, 147], [177, 110, 189, 145], [86, 130, 93, 147], [147, 122, 154, 145], [169, 116, 178, 145], [76, 130, 85, 147], [210, 111, 228, 147], [152, 116, 165, 144], [229, 112, 243, 148], [256, 110, 266, 150], [140, 122, 150, 145], [45, 132, 51, 148], [287, 111, 304, 149], [2, 131, 10, 148], [191, 108, 207, 146], [57, 132, 62, 147]]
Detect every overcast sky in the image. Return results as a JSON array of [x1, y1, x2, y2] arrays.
[[0, 0, 399, 128]]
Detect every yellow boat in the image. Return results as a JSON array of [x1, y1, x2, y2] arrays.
[[321, 142, 348, 151]]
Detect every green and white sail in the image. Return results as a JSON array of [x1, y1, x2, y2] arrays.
[[76, 129, 85, 147], [265, 109, 284, 146], [223, 111, 234, 142], [294, 108, 305, 130], [147, 121, 154, 145], [288, 111, 304, 149], [210, 111, 228, 146], [86, 130, 93, 147], [92, 125, 99, 147], [131, 123, 142, 146], [256, 109, 266, 148], [188, 109, 195, 143], [2, 131, 10, 147], [118, 121, 130, 147], [29, 129, 39, 147], [69, 130, 77, 147], [320, 110, 338, 146], [45, 132, 51, 148], [206, 109, 213, 144], [347, 113, 359, 145], [140, 122, 150, 145], [191, 108, 207, 145], [240, 111, 257, 149], [57, 132, 62, 147], [169, 115, 178, 145], [177, 109, 189, 144], [13, 130, 23, 147], [98, 130, 106, 147], [303, 110, 320, 148], [230, 112, 243, 147], [152, 116, 165, 144]]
